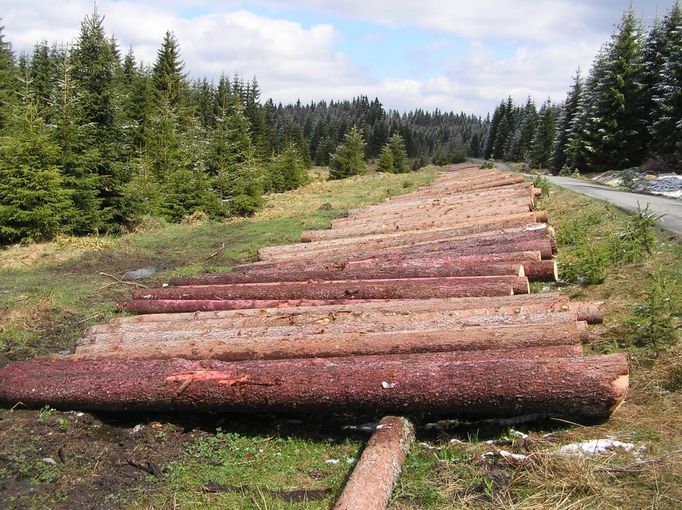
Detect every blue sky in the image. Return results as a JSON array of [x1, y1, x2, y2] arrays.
[[1, 0, 676, 115]]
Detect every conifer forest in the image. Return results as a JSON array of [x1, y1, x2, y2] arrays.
[[0, 4, 681, 244]]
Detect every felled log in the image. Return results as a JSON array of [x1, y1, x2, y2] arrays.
[[301, 211, 548, 242], [75, 319, 586, 360], [334, 416, 415, 510], [0, 353, 629, 422], [258, 223, 553, 263], [131, 276, 524, 302], [260, 234, 555, 265], [172, 251, 542, 287], [524, 260, 559, 281], [118, 295, 603, 324], [164, 262, 525, 286]]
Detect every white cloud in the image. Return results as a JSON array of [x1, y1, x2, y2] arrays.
[[0, 0, 659, 115]]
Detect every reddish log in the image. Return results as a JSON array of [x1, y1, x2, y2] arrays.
[[259, 224, 552, 262], [333, 416, 415, 510], [522, 260, 559, 281], [131, 276, 521, 301], [164, 262, 525, 286], [0, 353, 629, 422]]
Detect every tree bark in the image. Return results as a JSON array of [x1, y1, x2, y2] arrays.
[[301, 211, 548, 242], [0, 353, 629, 423], [334, 416, 415, 510], [131, 276, 522, 302], [75, 320, 586, 360], [118, 295, 603, 324]]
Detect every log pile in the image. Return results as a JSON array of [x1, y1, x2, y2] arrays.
[[0, 163, 628, 423]]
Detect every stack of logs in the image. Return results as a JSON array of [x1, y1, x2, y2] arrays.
[[0, 163, 629, 509], [0, 163, 628, 420]]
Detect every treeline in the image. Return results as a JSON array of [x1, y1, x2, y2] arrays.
[[0, 10, 486, 244], [483, 3, 682, 174]]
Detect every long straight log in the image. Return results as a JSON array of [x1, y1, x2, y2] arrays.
[[261, 234, 555, 265], [76, 317, 587, 357], [258, 223, 552, 263], [174, 251, 541, 286], [164, 262, 525, 286], [301, 211, 548, 242], [82, 309, 582, 343], [118, 295, 603, 324], [0, 353, 629, 422], [74, 326, 584, 361], [333, 416, 415, 510], [131, 276, 523, 302], [173, 251, 542, 287]]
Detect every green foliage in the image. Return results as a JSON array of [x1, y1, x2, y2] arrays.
[[119, 153, 163, 227], [532, 175, 550, 198], [329, 125, 367, 179], [528, 99, 558, 169], [377, 143, 394, 172], [266, 142, 308, 193], [388, 132, 408, 172], [622, 268, 680, 353], [479, 160, 495, 169], [608, 204, 660, 264], [561, 232, 609, 284], [152, 31, 186, 106], [0, 99, 72, 243]]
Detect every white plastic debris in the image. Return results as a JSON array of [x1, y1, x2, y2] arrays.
[[558, 439, 640, 456], [42, 457, 57, 466], [381, 381, 396, 389], [509, 430, 529, 439], [130, 424, 144, 434], [325, 459, 340, 465], [483, 450, 528, 462]]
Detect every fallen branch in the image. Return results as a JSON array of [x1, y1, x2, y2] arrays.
[[595, 449, 682, 474], [205, 242, 226, 261], [98, 272, 149, 289]]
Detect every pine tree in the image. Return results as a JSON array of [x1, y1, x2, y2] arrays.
[[0, 94, 72, 243], [152, 31, 186, 106], [528, 100, 558, 169], [551, 71, 582, 173], [649, 2, 682, 166], [119, 151, 163, 226], [377, 143, 394, 172], [329, 125, 367, 179]]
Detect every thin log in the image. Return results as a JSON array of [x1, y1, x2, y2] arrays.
[[131, 276, 521, 301], [334, 416, 415, 510], [0, 353, 629, 422]]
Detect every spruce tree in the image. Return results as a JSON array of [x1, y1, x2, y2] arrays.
[[649, 2, 682, 166], [528, 100, 558, 169], [551, 71, 582, 173], [70, 8, 125, 228], [119, 151, 163, 226], [329, 125, 367, 179], [152, 31, 186, 106], [582, 9, 646, 170], [0, 21, 15, 132], [377, 143, 394, 172], [267, 141, 307, 192], [0, 96, 72, 243], [388, 132, 408, 172], [53, 54, 103, 233]]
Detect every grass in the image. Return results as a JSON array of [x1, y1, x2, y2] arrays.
[[1, 166, 681, 509]]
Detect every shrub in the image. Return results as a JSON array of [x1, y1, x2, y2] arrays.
[[532, 175, 550, 198], [479, 160, 495, 169]]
